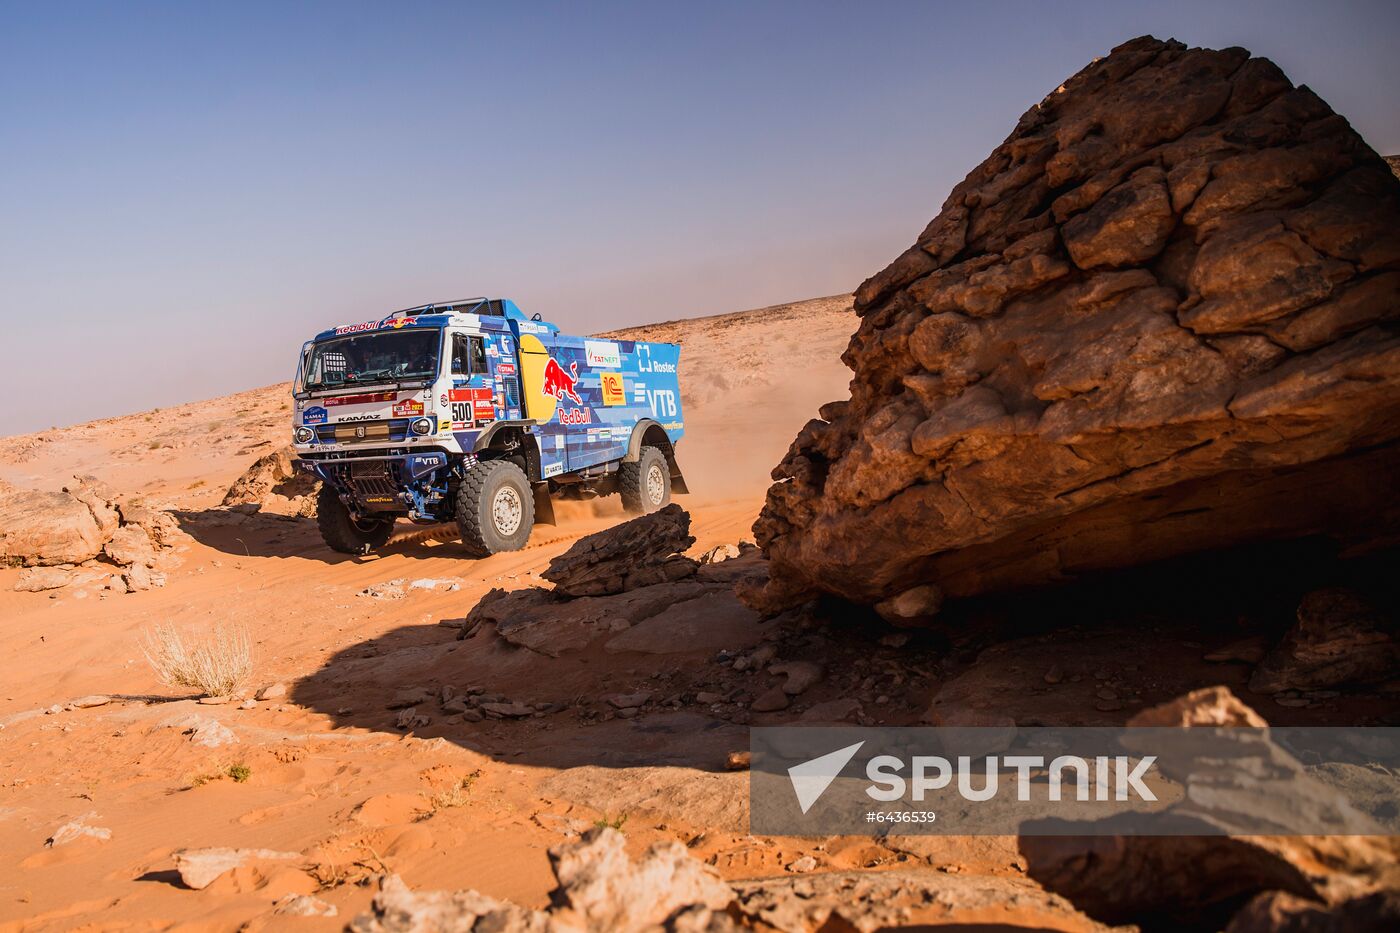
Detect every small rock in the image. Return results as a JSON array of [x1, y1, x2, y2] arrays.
[[605, 691, 653, 710], [480, 701, 533, 718], [395, 708, 430, 730], [1043, 664, 1064, 685], [700, 544, 741, 564], [874, 584, 944, 626], [751, 687, 791, 712], [1096, 687, 1118, 701], [786, 856, 818, 873], [695, 691, 724, 705], [14, 566, 75, 592], [199, 695, 231, 705], [386, 687, 433, 710], [725, 750, 752, 771], [239, 698, 257, 710], [461, 709, 484, 722], [174, 847, 302, 890], [68, 695, 111, 709], [256, 682, 288, 701], [179, 715, 238, 748], [275, 894, 338, 917], [1094, 699, 1124, 712], [771, 661, 823, 696], [879, 632, 911, 648], [442, 696, 470, 714], [46, 813, 111, 847]]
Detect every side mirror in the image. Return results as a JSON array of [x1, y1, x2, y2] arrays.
[[531, 313, 542, 321]]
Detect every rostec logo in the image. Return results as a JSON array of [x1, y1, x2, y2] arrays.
[[542, 357, 583, 405]]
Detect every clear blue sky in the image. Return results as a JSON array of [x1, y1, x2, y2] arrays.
[[2, 1, 1397, 435]]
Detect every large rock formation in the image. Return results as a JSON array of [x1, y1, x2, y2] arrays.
[[749, 36, 1400, 612]]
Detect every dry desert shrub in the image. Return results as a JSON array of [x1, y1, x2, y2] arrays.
[[142, 622, 253, 697]]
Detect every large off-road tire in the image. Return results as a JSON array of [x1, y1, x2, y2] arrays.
[[456, 460, 535, 557], [619, 445, 671, 515], [316, 485, 395, 554]]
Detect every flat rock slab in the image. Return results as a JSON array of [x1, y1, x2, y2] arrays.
[[604, 591, 763, 655]]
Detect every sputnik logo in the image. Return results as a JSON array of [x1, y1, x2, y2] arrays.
[[787, 741, 864, 814]]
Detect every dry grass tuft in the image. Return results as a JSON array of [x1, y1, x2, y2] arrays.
[[142, 622, 253, 697]]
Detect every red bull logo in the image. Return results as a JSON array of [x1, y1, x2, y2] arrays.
[[541, 357, 583, 405]]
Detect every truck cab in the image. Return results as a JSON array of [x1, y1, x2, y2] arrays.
[[291, 298, 687, 556]]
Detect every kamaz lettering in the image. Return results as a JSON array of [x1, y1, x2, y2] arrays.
[[291, 297, 687, 558]]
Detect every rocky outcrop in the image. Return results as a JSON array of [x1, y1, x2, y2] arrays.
[[460, 509, 763, 658], [542, 504, 698, 597], [748, 36, 1400, 613], [0, 482, 113, 567], [1249, 588, 1398, 693], [351, 827, 730, 932], [351, 826, 1114, 932], [1020, 687, 1400, 928], [223, 445, 318, 517], [2, 476, 185, 588]]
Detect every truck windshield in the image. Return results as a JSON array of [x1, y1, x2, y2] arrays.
[[303, 329, 440, 390]]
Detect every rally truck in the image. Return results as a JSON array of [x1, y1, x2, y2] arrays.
[[290, 298, 687, 556]]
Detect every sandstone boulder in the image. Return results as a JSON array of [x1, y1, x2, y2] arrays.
[[0, 488, 107, 567], [749, 37, 1400, 613], [542, 504, 698, 597], [223, 445, 319, 516], [1250, 588, 1399, 693]]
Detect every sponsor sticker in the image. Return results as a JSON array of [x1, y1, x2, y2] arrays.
[[380, 317, 414, 329], [325, 391, 396, 407], [585, 339, 621, 369], [496, 362, 517, 376], [302, 406, 327, 425], [439, 393, 449, 407], [543, 461, 564, 478], [600, 372, 626, 406], [558, 408, 591, 425], [333, 321, 377, 336], [392, 399, 425, 417]]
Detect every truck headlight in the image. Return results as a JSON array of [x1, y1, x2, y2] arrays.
[[294, 426, 314, 444], [410, 417, 433, 436]]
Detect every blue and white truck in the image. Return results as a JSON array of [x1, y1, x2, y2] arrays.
[[290, 298, 687, 556]]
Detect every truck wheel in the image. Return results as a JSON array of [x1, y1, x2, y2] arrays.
[[316, 485, 395, 554], [457, 460, 535, 557], [619, 445, 671, 514]]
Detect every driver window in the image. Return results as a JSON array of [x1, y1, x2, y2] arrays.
[[452, 335, 488, 375]]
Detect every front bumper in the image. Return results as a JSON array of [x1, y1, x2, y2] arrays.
[[295, 450, 456, 511]]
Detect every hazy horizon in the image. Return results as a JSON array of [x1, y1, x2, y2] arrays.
[[3, 1, 1398, 436]]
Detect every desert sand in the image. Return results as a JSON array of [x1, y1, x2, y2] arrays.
[[2, 286, 1397, 931], [0, 295, 889, 930]]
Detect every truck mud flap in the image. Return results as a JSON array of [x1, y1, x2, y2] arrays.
[[533, 483, 557, 526]]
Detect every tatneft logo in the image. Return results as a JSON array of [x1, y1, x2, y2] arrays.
[[787, 742, 1157, 814]]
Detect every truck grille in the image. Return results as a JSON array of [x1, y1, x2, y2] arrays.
[[318, 458, 405, 501], [312, 419, 412, 444]]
